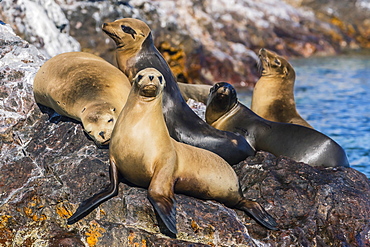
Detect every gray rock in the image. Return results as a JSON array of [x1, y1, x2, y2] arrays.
[[0, 0, 80, 58], [2, 0, 368, 86], [0, 15, 369, 247]]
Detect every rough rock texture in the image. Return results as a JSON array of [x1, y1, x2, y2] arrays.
[[1, 24, 370, 247], [0, 0, 80, 58], [1, 0, 369, 86]]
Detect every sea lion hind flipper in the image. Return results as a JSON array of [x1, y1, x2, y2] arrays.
[[148, 193, 177, 235], [67, 160, 120, 224], [236, 199, 279, 231]]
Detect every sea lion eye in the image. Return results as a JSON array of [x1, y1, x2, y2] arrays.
[[108, 118, 114, 123], [274, 58, 281, 66], [121, 25, 137, 39], [137, 75, 143, 81], [158, 76, 163, 84]]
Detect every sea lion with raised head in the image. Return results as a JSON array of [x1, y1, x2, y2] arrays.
[[206, 82, 349, 168], [101, 18, 254, 165], [251, 48, 312, 128], [67, 68, 278, 234], [33, 51, 131, 146]]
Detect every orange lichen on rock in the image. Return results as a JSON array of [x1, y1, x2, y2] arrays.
[[22, 196, 47, 222], [0, 215, 13, 243], [56, 203, 73, 219], [128, 231, 147, 247], [191, 219, 201, 233], [158, 41, 189, 83], [85, 221, 106, 247]]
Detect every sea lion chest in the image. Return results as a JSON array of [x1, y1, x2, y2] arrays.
[[109, 98, 175, 187]]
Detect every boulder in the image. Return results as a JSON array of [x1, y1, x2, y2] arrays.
[[1, 24, 369, 246], [1, 0, 368, 86]]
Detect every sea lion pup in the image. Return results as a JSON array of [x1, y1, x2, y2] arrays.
[[33, 51, 131, 146], [206, 82, 349, 168], [177, 82, 212, 104], [101, 18, 254, 165], [251, 48, 313, 128], [67, 68, 279, 234]]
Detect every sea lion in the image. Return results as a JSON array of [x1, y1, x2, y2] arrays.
[[206, 82, 349, 168], [33, 51, 131, 146], [101, 18, 254, 165], [67, 68, 278, 234], [251, 48, 313, 128]]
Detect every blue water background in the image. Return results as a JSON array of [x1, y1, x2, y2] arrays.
[[237, 52, 370, 178]]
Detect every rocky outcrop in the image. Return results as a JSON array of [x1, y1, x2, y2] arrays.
[[1, 23, 369, 246], [1, 0, 368, 86]]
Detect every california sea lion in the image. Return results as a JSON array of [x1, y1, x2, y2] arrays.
[[67, 68, 278, 234], [206, 82, 349, 168], [33, 51, 131, 145], [101, 18, 254, 165], [251, 48, 312, 128]]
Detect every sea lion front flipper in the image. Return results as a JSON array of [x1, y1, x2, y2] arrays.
[[67, 159, 120, 224], [235, 199, 279, 231], [147, 166, 177, 235]]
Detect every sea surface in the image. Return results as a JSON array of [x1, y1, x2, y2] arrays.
[[237, 51, 370, 178]]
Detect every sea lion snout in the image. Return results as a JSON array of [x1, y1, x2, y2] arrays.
[[259, 48, 267, 57]]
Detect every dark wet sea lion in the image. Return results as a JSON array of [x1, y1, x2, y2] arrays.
[[206, 82, 349, 168], [33, 51, 131, 145], [251, 48, 313, 128], [67, 68, 278, 234], [101, 18, 254, 165]]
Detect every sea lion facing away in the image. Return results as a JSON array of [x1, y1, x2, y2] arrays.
[[67, 68, 278, 234], [33, 52, 131, 146], [251, 48, 313, 128], [206, 82, 349, 168], [101, 18, 254, 165]]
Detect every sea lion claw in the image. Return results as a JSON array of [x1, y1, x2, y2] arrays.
[[236, 199, 279, 231], [148, 194, 177, 235], [67, 161, 120, 224]]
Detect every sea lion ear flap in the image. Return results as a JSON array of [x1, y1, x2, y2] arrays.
[[283, 66, 289, 76]]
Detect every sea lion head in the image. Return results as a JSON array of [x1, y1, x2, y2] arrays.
[[102, 18, 151, 49], [132, 68, 166, 100], [206, 82, 238, 124], [81, 103, 117, 146], [258, 48, 295, 80]]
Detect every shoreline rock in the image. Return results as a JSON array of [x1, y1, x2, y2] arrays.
[[1, 24, 369, 246], [1, 0, 368, 86]]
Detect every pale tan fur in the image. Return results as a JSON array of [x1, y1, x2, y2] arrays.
[[110, 68, 242, 207], [33, 51, 131, 145], [103, 18, 212, 104], [251, 48, 312, 128]]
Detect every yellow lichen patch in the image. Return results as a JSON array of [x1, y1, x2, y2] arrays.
[[158, 41, 189, 83], [141, 239, 147, 247], [56, 203, 73, 219], [191, 219, 201, 233], [0, 215, 12, 228], [99, 208, 106, 216], [127, 231, 147, 247], [85, 221, 106, 247], [22, 196, 47, 222]]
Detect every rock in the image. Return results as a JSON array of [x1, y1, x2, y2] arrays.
[[1, 24, 369, 246], [234, 152, 370, 246], [1, 0, 368, 86], [0, 0, 81, 58]]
